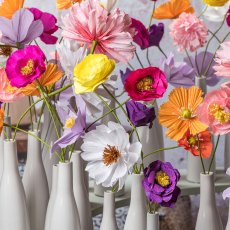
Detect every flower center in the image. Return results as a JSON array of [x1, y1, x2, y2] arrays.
[[20, 59, 34, 75], [209, 103, 230, 124], [188, 136, 197, 146], [155, 171, 170, 187], [181, 108, 192, 119], [103, 145, 121, 166], [0, 47, 12, 57], [65, 117, 75, 128], [136, 76, 153, 92]]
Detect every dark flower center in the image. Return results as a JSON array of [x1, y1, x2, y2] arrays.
[[20, 59, 34, 75], [155, 170, 170, 187], [103, 145, 121, 166], [136, 76, 153, 92], [0, 47, 12, 57]]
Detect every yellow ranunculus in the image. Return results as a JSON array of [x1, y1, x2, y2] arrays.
[[74, 54, 115, 94], [203, 0, 229, 6]]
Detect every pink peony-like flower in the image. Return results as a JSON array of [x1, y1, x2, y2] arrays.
[[169, 13, 208, 52], [62, 0, 136, 63], [213, 41, 230, 77], [5, 45, 46, 88], [197, 87, 230, 135]]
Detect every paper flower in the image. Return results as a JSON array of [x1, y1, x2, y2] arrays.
[[197, 87, 230, 135], [214, 41, 230, 78], [223, 168, 230, 200], [29, 8, 58, 45], [149, 23, 164, 47], [203, 0, 229, 6], [178, 130, 213, 158], [81, 121, 142, 190], [0, 0, 24, 19], [204, 4, 229, 22], [124, 67, 168, 101], [0, 108, 4, 135], [5, 45, 46, 88], [153, 0, 194, 19], [99, 0, 117, 12], [126, 100, 156, 127], [159, 86, 208, 141], [160, 52, 194, 88], [56, 0, 83, 10], [142, 160, 181, 208], [0, 9, 43, 48], [74, 54, 115, 94], [169, 13, 208, 52], [62, 0, 136, 62]]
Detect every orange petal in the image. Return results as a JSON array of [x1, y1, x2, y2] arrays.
[[19, 82, 39, 97], [56, 0, 82, 10], [0, 0, 24, 19], [0, 109, 4, 135]]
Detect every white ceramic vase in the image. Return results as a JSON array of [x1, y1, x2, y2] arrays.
[[0, 133, 4, 182], [147, 212, 159, 230], [22, 130, 49, 230], [0, 140, 30, 230], [225, 134, 230, 170], [226, 199, 230, 230], [48, 162, 81, 230], [124, 174, 147, 230], [195, 172, 223, 230], [100, 191, 118, 230], [71, 151, 93, 230]]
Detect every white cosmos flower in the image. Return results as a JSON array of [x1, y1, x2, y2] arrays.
[[81, 122, 142, 190], [203, 4, 230, 22], [99, 0, 117, 12]]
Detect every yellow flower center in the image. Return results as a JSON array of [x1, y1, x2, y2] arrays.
[[20, 59, 34, 75], [209, 103, 230, 124], [188, 136, 197, 146], [155, 171, 170, 187], [181, 108, 192, 119], [65, 117, 75, 128], [136, 76, 153, 92], [103, 145, 121, 166]]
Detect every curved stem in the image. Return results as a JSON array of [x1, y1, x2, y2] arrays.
[[144, 146, 180, 159], [197, 134, 206, 174], [158, 46, 167, 58], [135, 51, 144, 68], [208, 135, 220, 174], [90, 40, 98, 54]]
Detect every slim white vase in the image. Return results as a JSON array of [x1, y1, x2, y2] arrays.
[[71, 151, 93, 230], [226, 199, 230, 230], [0, 140, 30, 230], [147, 212, 159, 230], [124, 174, 147, 230], [44, 165, 58, 230], [100, 191, 118, 230], [0, 133, 4, 182], [49, 162, 81, 230], [23, 130, 49, 230], [195, 172, 223, 230]]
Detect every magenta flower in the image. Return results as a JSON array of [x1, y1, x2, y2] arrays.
[[29, 8, 58, 45], [5, 45, 46, 88], [0, 9, 43, 48]]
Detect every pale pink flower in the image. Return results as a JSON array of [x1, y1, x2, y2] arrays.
[[197, 87, 230, 135], [0, 68, 23, 103], [213, 41, 230, 77], [169, 13, 208, 52], [62, 0, 136, 63]]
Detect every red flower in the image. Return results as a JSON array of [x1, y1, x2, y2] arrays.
[[124, 67, 168, 101], [178, 130, 213, 158]]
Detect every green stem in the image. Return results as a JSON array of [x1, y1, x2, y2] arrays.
[[28, 96, 34, 131], [128, 62, 135, 70], [198, 5, 208, 18], [37, 101, 45, 130], [31, 96, 37, 123], [208, 135, 220, 174], [158, 46, 167, 58], [135, 51, 144, 68], [197, 134, 206, 174], [144, 146, 180, 159], [90, 40, 98, 54]]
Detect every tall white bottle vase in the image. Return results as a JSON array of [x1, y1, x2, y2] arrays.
[[23, 130, 49, 230], [0, 140, 30, 230], [0, 133, 4, 182]]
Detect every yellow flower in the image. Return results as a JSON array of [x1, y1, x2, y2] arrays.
[[74, 54, 115, 94], [203, 0, 229, 6]]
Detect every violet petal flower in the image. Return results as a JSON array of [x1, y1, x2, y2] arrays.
[[223, 167, 230, 200], [120, 68, 132, 84], [126, 100, 156, 127], [0, 9, 43, 48], [149, 23, 164, 47]]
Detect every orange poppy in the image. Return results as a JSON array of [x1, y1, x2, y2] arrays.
[[19, 63, 63, 97], [0, 0, 24, 19], [56, 0, 83, 10], [153, 0, 194, 20], [0, 108, 4, 135], [158, 86, 208, 141]]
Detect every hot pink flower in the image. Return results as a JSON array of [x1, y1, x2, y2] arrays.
[[213, 41, 230, 77], [169, 13, 208, 52], [62, 0, 136, 63], [197, 87, 230, 135]]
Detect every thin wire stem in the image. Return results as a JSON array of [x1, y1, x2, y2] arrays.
[[208, 135, 220, 174]]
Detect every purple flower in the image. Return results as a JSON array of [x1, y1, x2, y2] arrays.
[[142, 160, 181, 208], [149, 23, 164, 47], [120, 68, 132, 84], [29, 8, 58, 45], [160, 52, 194, 88], [0, 9, 43, 48], [126, 100, 155, 127]]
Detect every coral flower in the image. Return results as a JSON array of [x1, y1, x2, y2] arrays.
[[124, 67, 168, 102], [178, 130, 213, 158], [0, 108, 4, 135], [197, 87, 230, 135], [203, 0, 229, 7], [0, 0, 24, 19], [74, 54, 115, 94], [62, 0, 136, 63], [169, 13, 208, 52], [19, 63, 63, 97], [159, 86, 208, 141], [56, 0, 82, 10], [5, 45, 46, 88], [153, 0, 194, 20]]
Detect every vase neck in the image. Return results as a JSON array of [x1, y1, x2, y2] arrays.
[[3, 116, 12, 140], [103, 191, 116, 217], [130, 174, 145, 203], [195, 76, 207, 95], [50, 165, 58, 196]]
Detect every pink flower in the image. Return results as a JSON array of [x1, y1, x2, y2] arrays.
[[0, 68, 24, 102], [197, 87, 230, 135], [62, 0, 136, 63], [213, 41, 230, 77], [169, 13, 208, 52]]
